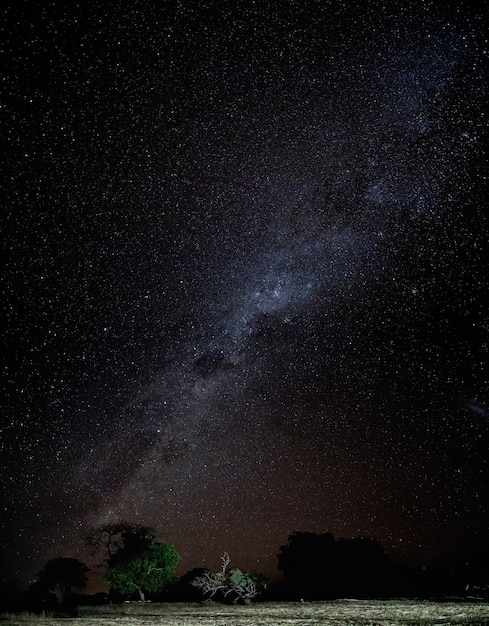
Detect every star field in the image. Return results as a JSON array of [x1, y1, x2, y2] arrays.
[[2, 0, 488, 590]]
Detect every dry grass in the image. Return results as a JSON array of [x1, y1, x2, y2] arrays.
[[2, 600, 489, 625]]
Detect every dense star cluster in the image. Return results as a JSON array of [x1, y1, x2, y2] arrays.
[[2, 1, 488, 590]]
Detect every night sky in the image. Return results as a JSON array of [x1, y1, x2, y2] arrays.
[[2, 0, 488, 591]]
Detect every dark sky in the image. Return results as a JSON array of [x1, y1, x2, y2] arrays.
[[2, 0, 488, 591]]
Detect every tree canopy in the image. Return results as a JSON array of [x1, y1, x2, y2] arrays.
[[278, 531, 390, 599], [35, 557, 89, 603], [87, 522, 155, 567], [102, 542, 179, 601]]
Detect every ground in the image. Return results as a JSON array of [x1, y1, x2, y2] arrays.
[[2, 600, 489, 625]]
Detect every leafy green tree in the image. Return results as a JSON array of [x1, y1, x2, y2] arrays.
[[36, 557, 89, 603], [103, 542, 179, 601]]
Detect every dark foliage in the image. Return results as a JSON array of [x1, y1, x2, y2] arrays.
[[34, 557, 89, 603], [87, 522, 156, 568], [278, 532, 392, 599], [166, 568, 210, 601]]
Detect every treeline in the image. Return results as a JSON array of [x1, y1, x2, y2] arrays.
[[275, 531, 489, 600], [6, 525, 489, 612]]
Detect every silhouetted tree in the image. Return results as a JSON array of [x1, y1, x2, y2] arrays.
[[278, 532, 390, 599], [335, 537, 390, 596], [87, 522, 155, 568], [168, 568, 210, 601], [34, 557, 89, 604], [102, 542, 179, 601], [278, 532, 337, 599]]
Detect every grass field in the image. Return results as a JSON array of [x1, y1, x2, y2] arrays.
[[2, 600, 489, 625]]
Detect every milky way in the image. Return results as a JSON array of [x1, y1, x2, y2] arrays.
[[2, 1, 488, 589]]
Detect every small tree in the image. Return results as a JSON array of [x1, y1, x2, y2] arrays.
[[103, 542, 179, 601], [36, 557, 89, 603], [191, 553, 266, 603]]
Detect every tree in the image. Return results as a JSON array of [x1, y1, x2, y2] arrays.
[[190, 553, 266, 603], [87, 522, 155, 568], [336, 536, 390, 596], [228, 567, 267, 603], [278, 531, 390, 599], [168, 568, 210, 601], [35, 557, 89, 603], [102, 542, 179, 601], [278, 531, 337, 598]]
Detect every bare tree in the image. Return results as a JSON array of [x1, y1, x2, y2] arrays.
[[190, 553, 265, 603], [228, 568, 262, 602], [190, 553, 230, 600], [86, 522, 155, 567]]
